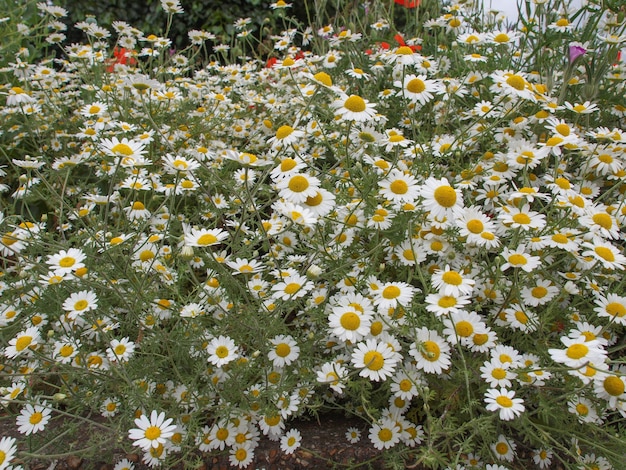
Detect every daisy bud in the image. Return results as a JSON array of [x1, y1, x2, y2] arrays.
[[180, 245, 194, 260], [53, 393, 67, 402], [306, 264, 322, 278]]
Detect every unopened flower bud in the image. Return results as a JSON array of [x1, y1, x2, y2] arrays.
[[180, 245, 194, 260]]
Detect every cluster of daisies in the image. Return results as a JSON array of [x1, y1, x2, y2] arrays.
[[1, 0, 626, 468]]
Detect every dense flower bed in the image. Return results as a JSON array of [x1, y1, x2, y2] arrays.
[[1, 0, 625, 468]]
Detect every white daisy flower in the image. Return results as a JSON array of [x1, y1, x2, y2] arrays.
[[4, 326, 41, 359], [430, 265, 475, 297], [351, 338, 400, 382], [16, 401, 51, 435], [280, 428, 302, 454], [268, 335, 300, 367], [106, 337, 136, 363], [394, 74, 441, 105], [62, 290, 98, 319], [206, 335, 239, 367], [368, 418, 401, 450], [420, 177, 464, 219], [184, 227, 228, 247], [409, 328, 451, 374], [332, 94, 378, 122], [372, 281, 415, 310], [46, 248, 87, 276], [128, 410, 177, 451]]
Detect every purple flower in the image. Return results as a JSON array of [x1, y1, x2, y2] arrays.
[[569, 43, 587, 63]]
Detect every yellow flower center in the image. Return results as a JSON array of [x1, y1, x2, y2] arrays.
[[455, 321, 473, 337], [594, 247, 614, 262], [59, 345, 74, 357], [145, 425, 162, 440], [603, 376, 624, 396], [275, 125, 294, 140], [466, 219, 483, 234], [340, 312, 360, 330], [275, 343, 291, 357], [531, 286, 547, 298], [110, 143, 134, 156], [15, 335, 33, 351], [506, 75, 526, 90], [442, 271, 462, 286], [288, 175, 309, 193], [399, 379, 412, 392], [344, 95, 366, 113], [58, 257, 76, 268], [29, 411, 43, 425], [508, 254, 527, 266], [370, 321, 383, 336], [421, 340, 440, 361], [132, 201, 145, 211], [575, 403, 589, 416], [592, 213, 612, 229], [378, 428, 393, 442], [606, 302, 626, 318], [492, 367, 506, 380], [305, 192, 323, 206], [313, 71, 332, 86], [265, 414, 281, 426], [396, 46, 413, 55], [284, 282, 301, 295], [139, 250, 154, 262], [1, 233, 17, 246], [438, 296, 456, 308], [556, 18, 569, 27], [495, 442, 509, 455], [382, 285, 400, 299], [114, 344, 127, 355], [473, 333, 488, 345], [555, 123, 570, 136], [74, 299, 88, 311], [512, 213, 531, 225], [280, 158, 297, 172], [515, 311, 529, 324], [496, 395, 513, 407], [88, 356, 103, 367], [555, 177, 571, 189], [390, 180, 408, 195], [363, 350, 384, 370], [566, 343, 588, 359], [552, 234, 569, 244], [406, 78, 426, 94], [494, 33, 510, 43], [433, 185, 457, 207], [402, 249, 414, 261], [197, 234, 218, 246], [215, 345, 229, 358], [106, 402, 117, 412], [235, 448, 248, 461]]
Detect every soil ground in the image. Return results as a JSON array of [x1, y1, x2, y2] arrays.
[[0, 411, 397, 470]]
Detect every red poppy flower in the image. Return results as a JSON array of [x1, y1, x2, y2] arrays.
[[394, 33, 421, 52], [395, 0, 420, 8], [106, 47, 137, 72]]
